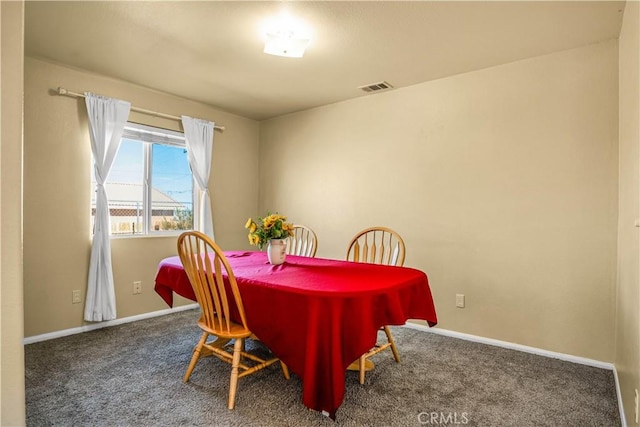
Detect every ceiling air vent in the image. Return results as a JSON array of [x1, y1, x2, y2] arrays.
[[358, 81, 393, 93]]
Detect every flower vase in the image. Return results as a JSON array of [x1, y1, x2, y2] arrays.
[[267, 239, 287, 265]]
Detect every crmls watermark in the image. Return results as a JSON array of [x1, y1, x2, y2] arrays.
[[417, 412, 470, 425]]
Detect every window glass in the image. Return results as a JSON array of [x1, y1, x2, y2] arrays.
[[151, 144, 193, 232], [107, 139, 144, 235]]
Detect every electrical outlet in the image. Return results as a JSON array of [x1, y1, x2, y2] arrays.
[[133, 281, 142, 295], [72, 290, 81, 304], [456, 294, 465, 308]]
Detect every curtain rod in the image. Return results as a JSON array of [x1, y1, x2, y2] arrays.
[[56, 87, 225, 132]]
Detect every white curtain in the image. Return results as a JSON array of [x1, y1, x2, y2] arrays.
[[85, 93, 131, 322], [182, 115, 215, 239]]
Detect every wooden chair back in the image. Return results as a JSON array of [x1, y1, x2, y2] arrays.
[[346, 226, 406, 267], [177, 231, 249, 336], [286, 224, 318, 257]]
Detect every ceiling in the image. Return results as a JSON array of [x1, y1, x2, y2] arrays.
[[25, 1, 625, 121]]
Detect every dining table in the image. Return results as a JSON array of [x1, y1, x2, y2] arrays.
[[154, 250, 437, 420]]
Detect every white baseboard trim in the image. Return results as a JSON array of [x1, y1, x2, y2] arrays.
[[402, 323, 614, 370], [23, 303, 199, 345], [613, 365, 628, 427]]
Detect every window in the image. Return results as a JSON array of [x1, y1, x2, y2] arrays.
[[91, 122, 196, 236]]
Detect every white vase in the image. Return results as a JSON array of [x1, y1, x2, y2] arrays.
[[267, 239, 287, 265]]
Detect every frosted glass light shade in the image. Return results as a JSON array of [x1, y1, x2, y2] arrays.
[[264, 31, 310, 58]]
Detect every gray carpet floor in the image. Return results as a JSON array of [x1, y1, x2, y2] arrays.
[[25, 308, 620, 426]]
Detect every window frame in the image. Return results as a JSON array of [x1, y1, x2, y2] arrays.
[[91, 121, 198, 238]]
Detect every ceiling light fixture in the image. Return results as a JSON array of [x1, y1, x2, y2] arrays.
[[263, 12, 312, 58]]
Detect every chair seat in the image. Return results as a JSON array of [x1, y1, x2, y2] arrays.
[[198, 317, 252, 339]]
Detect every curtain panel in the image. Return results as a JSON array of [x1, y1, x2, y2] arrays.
[[84, 93, 131, 322], [181, 115, 215, 240]]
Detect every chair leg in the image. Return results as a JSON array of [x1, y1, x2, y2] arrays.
[[228, 338, 243, 409], [359, 355, 366, 385], [383, 326, 401, 363], [280, 361, 291, 380], [184, 332, 208, 383]]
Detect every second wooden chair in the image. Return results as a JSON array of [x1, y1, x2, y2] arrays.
[[346, 226, 406, 384]]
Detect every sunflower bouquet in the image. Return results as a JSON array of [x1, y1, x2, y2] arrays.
[[245, 213, 294, 249]]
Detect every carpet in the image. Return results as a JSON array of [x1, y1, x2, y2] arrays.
[[25, 309, 620, 426]]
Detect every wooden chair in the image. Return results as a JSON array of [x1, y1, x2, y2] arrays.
[[286, 224, 318, 257], [345, 226, 406, 384], [177, 231, 289, 409]]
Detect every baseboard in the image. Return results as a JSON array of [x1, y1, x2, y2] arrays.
[[22, 303, 199, 345], [402, 323, 614, 370], [613, 365, 628, 427]]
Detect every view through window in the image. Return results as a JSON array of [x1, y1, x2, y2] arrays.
[[90, 123, 195, 236]]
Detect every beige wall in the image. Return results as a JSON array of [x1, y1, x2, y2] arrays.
[[260, 41, 619, 362], [23, 58, 260, 337], [1, 1, 26, 425], [616, 1, 640, 425]]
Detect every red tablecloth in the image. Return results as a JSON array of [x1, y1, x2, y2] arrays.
[[154, 251, 437, 419]]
